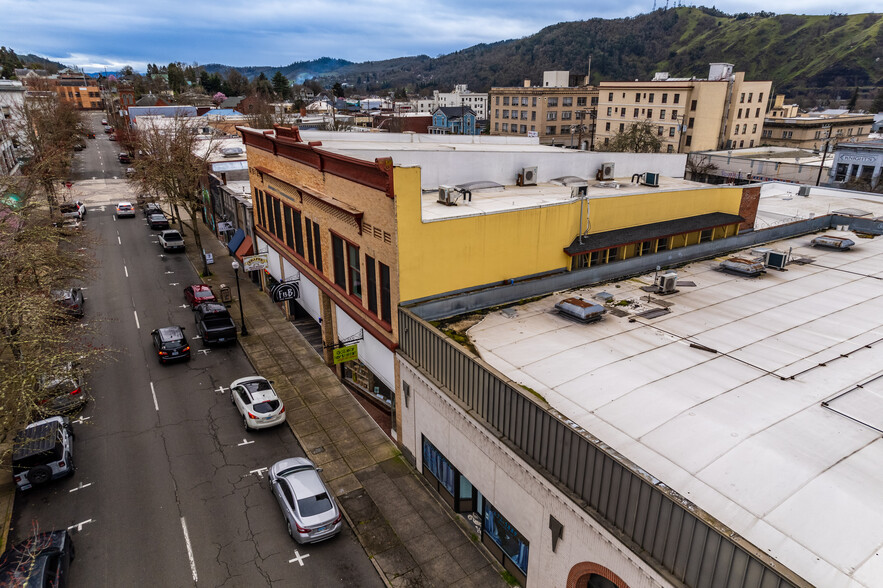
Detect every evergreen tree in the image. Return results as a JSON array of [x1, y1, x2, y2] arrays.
[[847, 86, 858, 111], [271, 71, 290, 99]]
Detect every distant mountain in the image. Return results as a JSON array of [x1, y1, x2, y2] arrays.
[[212, 8, 882, 100], [202, 57, 353, 85], [18, 52, 69, 72]]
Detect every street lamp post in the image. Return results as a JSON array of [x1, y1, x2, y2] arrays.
[[231, 260, 248, 336]]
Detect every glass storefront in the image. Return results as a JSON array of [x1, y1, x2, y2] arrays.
[[421, 436, 528, 585]]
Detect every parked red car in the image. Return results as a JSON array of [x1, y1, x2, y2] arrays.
[[183, 284, 217, 309]]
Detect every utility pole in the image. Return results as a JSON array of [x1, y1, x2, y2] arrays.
[[816, 140, 830, 186]]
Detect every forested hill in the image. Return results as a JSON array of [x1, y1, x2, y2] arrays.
[[216, 8, 883, 99]]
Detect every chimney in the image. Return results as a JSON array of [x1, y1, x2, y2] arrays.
[[523, 79, 531, 88]]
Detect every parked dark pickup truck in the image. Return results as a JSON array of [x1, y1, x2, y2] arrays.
[[194, 303, 238, 345]]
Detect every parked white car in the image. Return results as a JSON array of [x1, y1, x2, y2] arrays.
[[116, 202, 135, 218], [158, 230, 184, 252], [230, 376, 286, 430]]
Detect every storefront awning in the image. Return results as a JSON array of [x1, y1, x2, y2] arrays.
[[227, 228, 246, 255], [564, 212, 744, 256], [234, 236, 253, 262]]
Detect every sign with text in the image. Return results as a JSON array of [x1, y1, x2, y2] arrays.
[[242, 254, 268, 272], [217, 221, 234, 232], [204, 252, 214, 264], [271, 281, 299, 302], [333, 345, 358, 364]]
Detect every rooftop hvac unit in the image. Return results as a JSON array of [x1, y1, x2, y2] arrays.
[[555, 297, 606, 324], [437, 185, 456, 206], [655, 271, 678, 294], [719, 257, 765, 277], [764, 250, 789, 270], [798, 185, 811, 197], [642, 172, 660, 187], [571, 185, 588, 198], [599, 162, 615, 181], [518, 166, 538, 186]]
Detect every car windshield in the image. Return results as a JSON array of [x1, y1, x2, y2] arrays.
[[252, 400, 280, 414], [59, 203, 77, 212], [242, 379, 273, 394], [194, 290, 213, 299], [296, 492, 333, 518]]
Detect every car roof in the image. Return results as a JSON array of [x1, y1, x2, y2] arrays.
[[189, 284, 211, 292], [118, 201, 132, 206], [197, 302, 227, 313], [282, 466, 326, 497], [249, 389, 279, 404], [148, 213, 166, 219], [157, 326, 184, 340]]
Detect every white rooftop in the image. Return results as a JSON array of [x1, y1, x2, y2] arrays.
[[756, 183, 883, 229], [468, 229, 883, 588]]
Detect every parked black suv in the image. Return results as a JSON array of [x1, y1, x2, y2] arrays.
[[151, 326, 191, 363], [12, 416, 75, 491], [0, 530, 75, 586], [194, 303, 238, 345]]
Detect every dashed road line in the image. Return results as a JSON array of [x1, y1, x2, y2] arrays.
[[68, 519, 94, 532], [180, 517, 199, 583], [150, 381, 159, 411], [124, 265, 128, 278], [134, 310, 140, 329]]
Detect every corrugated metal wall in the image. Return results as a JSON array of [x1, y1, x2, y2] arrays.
[[398, 309, 809, 588]]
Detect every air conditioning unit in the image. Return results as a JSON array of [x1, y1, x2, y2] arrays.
[[437, 185, 456, 206], [655, 271, 678, 294], [798, 185, 811, 197], [600, 162, 615, 180], [764, 250, 789, 270], [642, 172, 660, 187], [571, 185, 588, 198], [518, 166, 538, 186]]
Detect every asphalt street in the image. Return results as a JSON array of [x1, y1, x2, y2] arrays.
[[10, 112, 383, 587]]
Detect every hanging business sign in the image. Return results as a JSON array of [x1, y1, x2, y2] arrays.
[[242, 254, 268, 272], [217, 221, 234, 232], [333, 344, 358, 364], [270, 281, 299, 302]]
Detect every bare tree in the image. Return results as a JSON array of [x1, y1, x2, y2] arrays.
[[244, 96, 297, 130], [130, 116, 219, 276], [685, 154, 719, 182]]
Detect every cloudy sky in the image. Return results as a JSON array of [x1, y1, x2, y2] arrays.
[[2, 0, 878, 72]]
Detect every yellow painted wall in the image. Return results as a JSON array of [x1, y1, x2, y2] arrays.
[[395, 166, 745, 302]]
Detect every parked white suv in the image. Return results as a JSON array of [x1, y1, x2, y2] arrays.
[[116, 201, 135, 218], [12, 416, 75, 490], [159, 230, 185, 252]]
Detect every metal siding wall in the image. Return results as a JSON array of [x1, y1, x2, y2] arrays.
[[397, 309, 803, 588]]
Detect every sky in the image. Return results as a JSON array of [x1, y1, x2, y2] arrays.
[[1, 0, 879, 73]]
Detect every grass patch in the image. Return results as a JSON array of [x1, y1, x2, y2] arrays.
[[500, 570, 520, 586], [441, 328, 479, 356], [615, 299, 631, 306]]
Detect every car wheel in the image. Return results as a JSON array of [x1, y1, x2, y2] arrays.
[[28, 465, 52, 485], [243, 416, 250, 430], [287, 521, 295, 539], [67, 453, 76, 475]]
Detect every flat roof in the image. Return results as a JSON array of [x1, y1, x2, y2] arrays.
[[467, 228, 883, 588], [421, 176, 710, 222], [756, 183, 883, 229]]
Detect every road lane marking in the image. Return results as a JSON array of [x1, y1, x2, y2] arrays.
[[215, 386, 229, 394], [113, 215, 117, 222], [289, 551, 310, 566], [69, 482, 93, 493], [169, 282, 179, 286], [117, 236, 121, 245], [198, 349, 211, 355], [237, 439, 254, 447], [134, 311, 140, 329], [73, 416, 91, 424], [249, 467, 267, 479], [150, 382, 159, 411], [124, 266, 128, 278], [180, 517, 199, 583], [68, 519, 94, 532]]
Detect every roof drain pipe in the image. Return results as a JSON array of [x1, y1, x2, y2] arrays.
[[631, 173, 642, 184]]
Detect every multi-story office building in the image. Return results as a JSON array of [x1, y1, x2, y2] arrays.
[[413, 85, 488, 120], [489, 72, 599, 147], [596, 63, 771, 153], [761, 110, 874, 151]]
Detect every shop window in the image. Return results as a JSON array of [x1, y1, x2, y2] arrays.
[[484, 500, 529, 575], [347, 243, 361, 298], [422, 438, 456, 495], [305, 218, 314, 265], [366, 255, 377, 314], [332, 235, 346, 288], [379, 262, 391, 323]]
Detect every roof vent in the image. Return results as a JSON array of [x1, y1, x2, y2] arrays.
[[221, 146, 244, 157], [719, 257, 765, 277], [554, 297, 606, 323], [811, 235, 855, 250]]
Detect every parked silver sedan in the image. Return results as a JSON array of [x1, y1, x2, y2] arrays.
[[230, 376, 286, 430], [269, 458, 342, 544]]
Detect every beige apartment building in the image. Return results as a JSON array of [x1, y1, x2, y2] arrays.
[[489, 72, 599, 147], [761, 110, 874, 151], [596, 63, 771, 153]]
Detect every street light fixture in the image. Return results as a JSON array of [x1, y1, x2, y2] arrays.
[[231, 260, 248, 336]]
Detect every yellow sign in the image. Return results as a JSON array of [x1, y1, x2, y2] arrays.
[[333, 344, 358, 364]]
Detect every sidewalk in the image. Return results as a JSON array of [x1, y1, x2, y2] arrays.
[[186, 226, 509, 588]]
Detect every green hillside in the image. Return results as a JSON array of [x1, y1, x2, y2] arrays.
[[271, 8, 883, 99]]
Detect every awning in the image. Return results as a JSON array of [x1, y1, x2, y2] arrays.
[[564, 212, 744, 256], [234, 236, 253, 262], [227, 228, 245, 255]]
